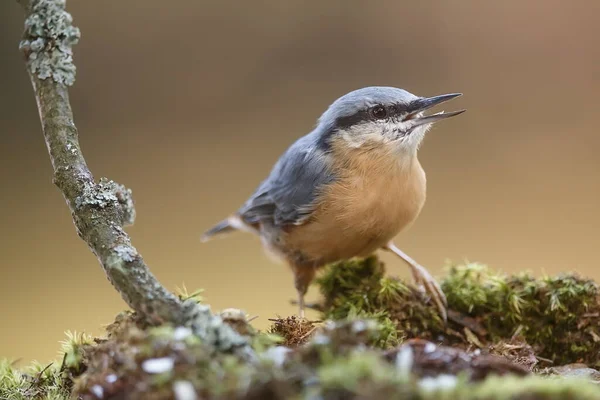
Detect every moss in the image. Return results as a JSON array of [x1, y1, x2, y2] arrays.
[[220, 308, 257, 337], [19, 0, 80, 86], [445, 374, 600, 400], [0, 359, 70, 400], [442, 262, 600, 366], [175, 284, 204, 304], [3, 313, 600, 399], [59, 330, 94, 381], [4, 256, 600, 399], [0, 329, 96, 400], [71, 315, 296, 399], [316, 352, 408, 399], [316, 256, 446, 347], [314, 256, 600, 366]]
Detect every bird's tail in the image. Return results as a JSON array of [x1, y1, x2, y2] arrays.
[[200, 218, 236, 242], [201, 215, 257, 242]]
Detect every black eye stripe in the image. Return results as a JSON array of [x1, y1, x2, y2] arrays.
[[383, 104, 408, 119], [334, 110, 371, 129], [318, 102, 411, 150], [335, 103, 409, 129]]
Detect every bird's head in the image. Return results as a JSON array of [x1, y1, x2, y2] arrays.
[[317, 86, 465, 153]]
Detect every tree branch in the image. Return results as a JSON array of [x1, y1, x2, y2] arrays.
[[17, 0, 252, 356], [18, 0, 185, 324]]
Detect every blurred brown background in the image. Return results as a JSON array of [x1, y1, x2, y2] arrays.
[[1, 0, 599, 363]]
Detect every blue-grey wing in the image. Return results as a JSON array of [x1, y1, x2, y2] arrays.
[[238, 132, 334, 227]]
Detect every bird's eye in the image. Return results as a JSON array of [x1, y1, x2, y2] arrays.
[[371, 105, 387, 119]]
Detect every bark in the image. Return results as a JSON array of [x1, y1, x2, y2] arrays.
[[15, 0, 253, 357], [16, 0, 191, 326]]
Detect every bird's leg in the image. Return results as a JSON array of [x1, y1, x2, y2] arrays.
[[290, 263, 317, 319], [383, 242, 447, 322], [297, 291, 306, 319]]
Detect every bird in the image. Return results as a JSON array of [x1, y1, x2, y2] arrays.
[[201, 86, 465, 322]]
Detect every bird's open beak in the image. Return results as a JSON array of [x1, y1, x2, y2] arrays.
[[405, 93, 465, 127]]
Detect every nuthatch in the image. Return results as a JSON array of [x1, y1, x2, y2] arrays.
[[202, 86, 465, 321]]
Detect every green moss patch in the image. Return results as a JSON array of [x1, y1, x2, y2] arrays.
[[315, 256, 600, 366]]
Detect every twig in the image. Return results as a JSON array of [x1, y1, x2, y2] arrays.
[[14, 3, 253, 363], [535, 355, 554, 364], [26, 362, 53, 392], [58, 352, 67, 373], [511, 325, 524, 341], [298, 326, 318, 341], [17, 0, 189, 326], [14, 0, 256, 359], [447, 309, 488, 336]]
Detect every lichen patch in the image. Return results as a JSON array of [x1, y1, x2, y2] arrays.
[[19, 0, 80, 85]]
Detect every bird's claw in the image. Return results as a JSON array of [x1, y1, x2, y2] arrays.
[[384, 243, 448, 323], [409, 262, 448, 323]]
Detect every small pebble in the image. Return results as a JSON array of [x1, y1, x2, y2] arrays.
[[173, 380, 197, 400], [395, 346, 414, 376], [141, 357, 174, 374], [424, 342, 437, 353], [418, 374, 458, 392], [173, 326, 192, 341], [263, 346, 292, 367], [90, 384, 104, 398]]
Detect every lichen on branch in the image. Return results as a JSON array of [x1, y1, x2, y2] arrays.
[[19, 0, 80, 86], [75, 178, 136, 226], [16, 0, 252, 358]]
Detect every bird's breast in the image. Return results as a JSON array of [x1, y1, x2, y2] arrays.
[[283, 145, 427, 264]]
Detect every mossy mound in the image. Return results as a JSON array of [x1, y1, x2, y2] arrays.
[[3, 317, 600, 400], [3, 256, 600, 399], [0, 359, 70, 400], [316, 256, 600, 366], [0, 331, 92, 400]]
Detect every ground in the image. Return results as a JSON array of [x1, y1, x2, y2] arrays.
[[2, 256, 600, 399]]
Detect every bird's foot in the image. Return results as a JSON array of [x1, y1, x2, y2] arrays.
[[409, 262, 448, 323], [384, 242, 448, 323]]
